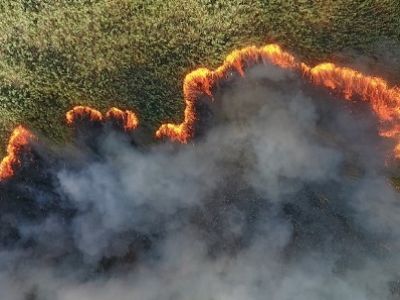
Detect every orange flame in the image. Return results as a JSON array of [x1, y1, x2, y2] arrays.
[[156, 44, 400, 158], [66, 106, 103, 124], [2, 44, 400, 181], [105, 107, 139, 131], [0, 106, 140, 180], [156, 45, 298, 143], [0, 126, 35, 180], [66, 106, 139, 131]]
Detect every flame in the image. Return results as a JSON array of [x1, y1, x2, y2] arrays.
[[305, 63, 400, 121], [156, 44, 400, 158], [66, 106, 139, 131], [2, 44, 400, 180], [0, 106, 139, 180], [0, 126, 35, 180], [66, 106, 103, 124], [156, 45, 298, 143], [105, 107, 139, 131], [304, 64, 400, 157]]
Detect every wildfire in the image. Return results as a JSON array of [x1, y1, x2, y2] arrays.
[[66, 106, 103, 124], [156, 44, 400, 158], [156, 45, 298, 143], [0, 106, 140, 180], [2, 44, 400, 180], [0, 126, 35, 180], [66, 106, 139, 131], [105, 107, 139, 131]]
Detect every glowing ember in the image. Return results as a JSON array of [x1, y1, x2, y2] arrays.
[[105, 107, 139, 131], [0, 126, 35, 180], [156, 44, 400, 158]]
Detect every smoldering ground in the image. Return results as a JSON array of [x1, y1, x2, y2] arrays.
[[0, 62, 400, 300]]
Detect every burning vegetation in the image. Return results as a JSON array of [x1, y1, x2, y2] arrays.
[[105, 108, 139, 131], [0, 126, 35, 180], [2, 44, 400, 180], [66, 106, 139, 131], [156, 44, 400, 160], [0, 42, 399, 299], [66, 106, 104, 124], [0, 106, 139, 180]]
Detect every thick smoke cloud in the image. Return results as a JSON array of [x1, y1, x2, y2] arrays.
[[0, 62, 399, 300]]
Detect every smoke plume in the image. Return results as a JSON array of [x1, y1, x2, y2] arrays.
[[0, 62, 399, 300]]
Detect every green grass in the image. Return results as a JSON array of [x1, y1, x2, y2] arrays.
[[0, 0, 400, 152]]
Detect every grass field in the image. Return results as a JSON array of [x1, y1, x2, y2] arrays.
[[0, 0, 400, 153]]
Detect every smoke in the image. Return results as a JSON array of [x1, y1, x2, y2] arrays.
[[0, 62, 399, 300]]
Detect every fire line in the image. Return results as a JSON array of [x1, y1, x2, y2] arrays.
[[155, 44, 400, 160], [1, 44, 400, 180], [0, 106, 139, 180], [0, 125, 35, 180], [66, 106, 139, 131]]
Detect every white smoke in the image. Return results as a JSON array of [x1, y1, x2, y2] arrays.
[[0, 62, 399, 300]]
